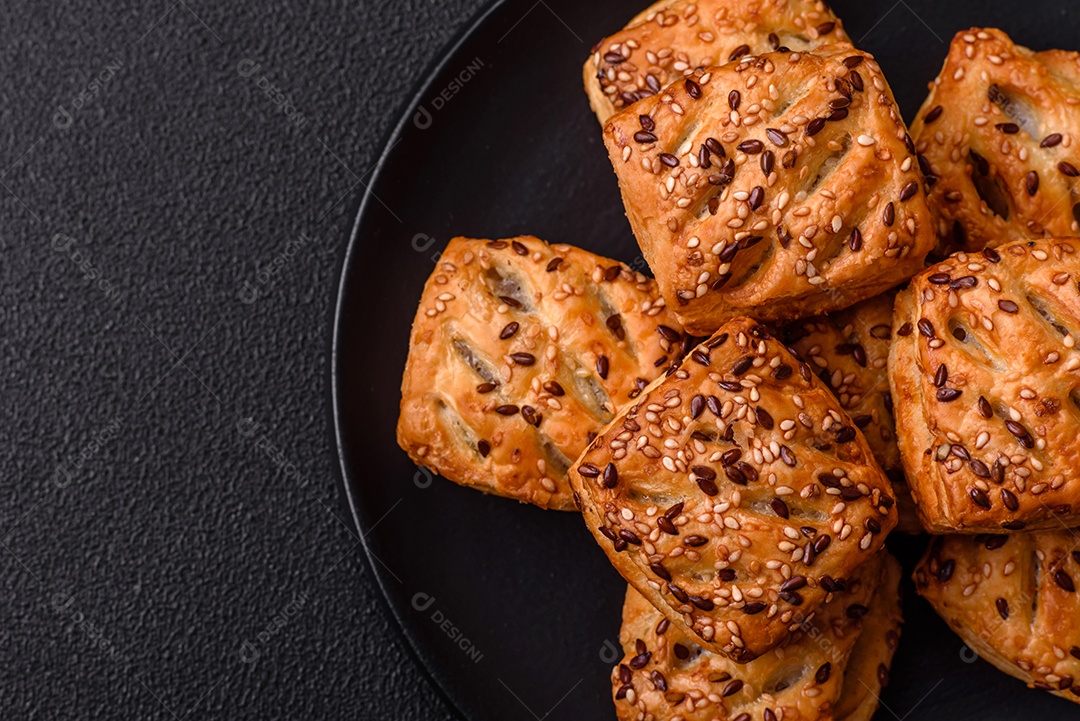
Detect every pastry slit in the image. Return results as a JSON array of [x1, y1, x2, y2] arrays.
[[434, 398, 486, 460], [808, 220, 852, 271], [724, 239, 775, 291], [762, 661, 810, 695], [563, 364, 616, 419], [671, 641, 704, 669], [985, 83, 1040, 137], [802, 133, 851, 195], [589, 286, 637, 358], [483, 264, 534, 311], [1061, 388, 1080, 427], [771, 30, 816, 53], [770, 82, 816, 120], [670, 121, 702, 160], [438, 395, 572, 478], [451, 335, 500, 385], [1024, 293, 1077, 340], [1029, 551, 1041, 620], [538, 437, 573, 477], [967, 149, 1012, 220], [624, 487, 682, 507], [945, 319, 1007, 372], [691, 183, 729, 222], [1069, 388, 1080, 416]]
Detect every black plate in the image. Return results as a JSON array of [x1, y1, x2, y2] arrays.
[[331, 1, 1080, 718]]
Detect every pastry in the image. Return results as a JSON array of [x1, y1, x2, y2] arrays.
[[612, 552, 902, 721], [603, 45, 936, 334], [915, 532, 1080, 704], [830, 555, 903, 721], [781, 291, 921, 532], [397, 236, 689, 510], [569, 316, 897, 660], [911, 28, 1080, 254], [583, 0, 850, 125], [890, 238, 1080, 532]]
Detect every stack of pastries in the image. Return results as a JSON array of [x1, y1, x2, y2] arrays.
[[395, 0, 1080, 716]]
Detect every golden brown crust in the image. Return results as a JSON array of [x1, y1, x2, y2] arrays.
[[832, 554, 903, 721], [889, 238, 1080, 533], [915, 532, 1080, 705], [603, 46, 935, 335], [570, 316, 897, 661], [612, 552, 903, 721], [583, 0, 850, 125], [911, 28, 1080, 253], [397, 236, 688, 510], [781, 292, 921, 533]]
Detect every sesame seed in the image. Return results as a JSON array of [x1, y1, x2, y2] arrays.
[[737, 139, 764, 155], [765, 128, 788, 147], [510, 352, 535, 366], [1055, 570, 1076, 593], [748, 186, 765, 210], [728, 45, 750, 62], [937, 388, 961, 402], [1026, 171, 1039, 196]]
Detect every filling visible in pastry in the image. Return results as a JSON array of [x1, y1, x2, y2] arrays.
[[397, 236, 689, 511], [910, 28, 1080, 253], [889, 238, 1080, 533], [916, 532, 1080, 705], [612, 552, 903, 721], [571, 316, 897, 660], [603, 45, 935, 334]]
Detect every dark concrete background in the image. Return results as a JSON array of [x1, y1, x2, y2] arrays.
[[9, 1, 1080, 718], [0, 1, 486, 717]]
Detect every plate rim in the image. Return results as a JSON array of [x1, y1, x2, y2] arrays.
[[328, 1, 512, 719]]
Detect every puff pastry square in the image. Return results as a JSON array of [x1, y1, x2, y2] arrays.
[[890, 238, 1080, 533], [603, 46, 935, 334], [781, 292, 921, 533], [583, 0, 849, 125], [569, 316, 897, 660], [916, 532, 1080, 705], [911, 28, 1080, 253], [397, 236, 688, 511], [612, 552, 902, 721]]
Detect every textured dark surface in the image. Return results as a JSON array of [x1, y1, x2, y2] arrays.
[[8, 0, 1080, 719], [0, 1, 483, 718]]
